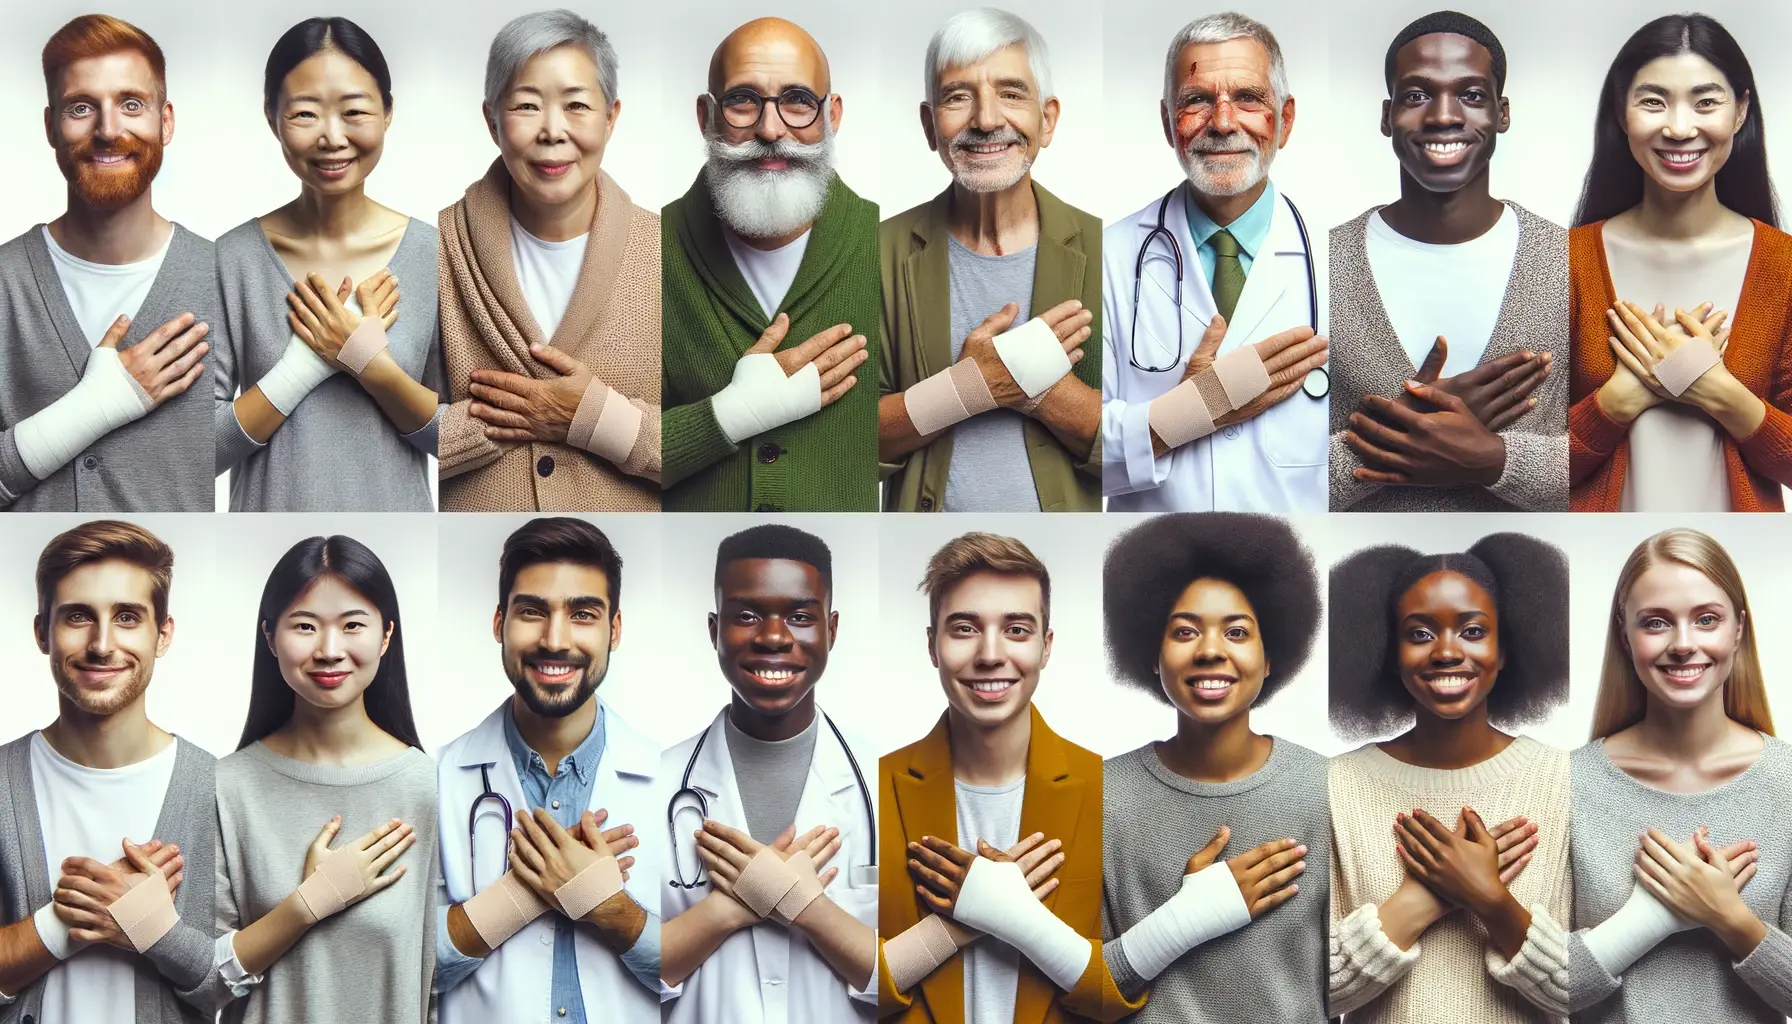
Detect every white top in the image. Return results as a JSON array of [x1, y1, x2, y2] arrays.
[[1604, 227, 1749, 512], [1365, 206, 1518, 376], [29, 731, 178, 1024], [955, 776, 1025, 1024], [723, 227, 811, 320], [509, 217, 589, 340], [42, 225, 172, 348]]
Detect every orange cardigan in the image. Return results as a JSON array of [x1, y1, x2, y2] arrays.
[[1568, 218, 1792, 511], [876, 706, 1140, 1023]]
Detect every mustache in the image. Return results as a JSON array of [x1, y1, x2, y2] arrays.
[[68, 132, 155, 162], [1184, 130, 1257, 155], [70, 657, 129, 669], [521, 648, 591, 669], [706, 129, 831, 170], [951, 126, 1028, 150]]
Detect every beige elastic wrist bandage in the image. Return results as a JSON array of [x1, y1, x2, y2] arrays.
[[554, 857, 626, 921], [770, 851, 826, 925], [883, 914, 960, 992], [1148, 345, 1272, 449], [904, 358, 1000, 436], [336, 318, 390, 377], [296, 846, 367, 923], [108, 874, 179, 953], [1653, 338, 1722, 397], [567, 378, 645, 466], [464, 870, 551, 948], [733, 848, 801, 919]]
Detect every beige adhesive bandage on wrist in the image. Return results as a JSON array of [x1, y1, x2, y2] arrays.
[[464, 871, 551, 948], [567, 379, 645, 467], [770, 851, 826, 925], [1148, 345, 1273, 450], [884, 915, 960, 993], [335, 318, 390, 377], [1653, 339, 1722, 397], [554, 857, 626, 921], [296, 846, 367, 923], [904, 359, 1000, 436], [733, 848, 801, 919], [108, 874, 179, 953]]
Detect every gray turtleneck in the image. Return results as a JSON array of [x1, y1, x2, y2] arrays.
[[725, 712, 820, 844]]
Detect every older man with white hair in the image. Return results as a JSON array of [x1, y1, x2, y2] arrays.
[[876, 7, 1102, 513], [1101, 12, 1331, 513]]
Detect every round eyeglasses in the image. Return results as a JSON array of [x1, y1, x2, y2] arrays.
[[711, 87, 825, 130]]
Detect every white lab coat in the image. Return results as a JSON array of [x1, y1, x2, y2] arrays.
[[435, 699, 665, 1023], [1101, 183, 1329, 511], [661, 708, 879, 1024]]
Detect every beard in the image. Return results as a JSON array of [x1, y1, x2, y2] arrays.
[[505, 646, 606, 719], [52, 655, 152, 717], [1178, 127, 1276, 198], [945, 125, 1034, 194], [703, 105, 835, 240], [56, 130, 163, 209]]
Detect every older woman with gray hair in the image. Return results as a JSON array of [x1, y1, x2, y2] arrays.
[[436, 9, 662, 512]]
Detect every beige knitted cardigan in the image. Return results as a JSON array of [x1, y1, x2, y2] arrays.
[[437, 160, 661, 511]]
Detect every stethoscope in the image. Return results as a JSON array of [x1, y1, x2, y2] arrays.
[[1130, 186, 1329, 400], [667, 712, 875, 890], [468, 763, 514, 890]]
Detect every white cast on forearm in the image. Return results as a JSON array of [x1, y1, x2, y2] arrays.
[[256, 334, 339, 416], [14, 347, 154, 479], [710, 353, 822, 444], [1581, 883, 1691, 977], [1118, 861, 1253, 980], [951, 858, 1090, 990]]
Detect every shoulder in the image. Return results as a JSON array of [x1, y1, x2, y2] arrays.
[[1510, 734, 1571, 772], [1747, 220, 1792, 263], [1101, 742, 1155, 779], [167, 222, 219, 261], [401, 216, 441, 246], [1504, 202, 1568, 242], [1270, 736, 1327, 770], [210, 220, 269, 269], [1331, 207, 1381, 241], [659, 724, 709, 770], [172, 735, 218, 768], [0, 225, 42, 259], [880, 733, 931, 776]]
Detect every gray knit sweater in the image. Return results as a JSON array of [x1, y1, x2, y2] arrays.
[[212, 218, 443, 511], [1101, 737, 1332, 1023], [1328, 201, 1569, 512], [0, 732, 218, 1024], [1568, 735, 1792, 1022], [0, 224, 218, 511]]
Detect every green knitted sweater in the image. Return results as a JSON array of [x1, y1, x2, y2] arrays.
[[660, 169, 881, 511]]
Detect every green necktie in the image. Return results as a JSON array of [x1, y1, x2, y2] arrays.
[[1210, 228, 1246, 323]]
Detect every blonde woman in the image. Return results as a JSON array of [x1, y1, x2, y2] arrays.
[[1568, 528, 1791, 1021]]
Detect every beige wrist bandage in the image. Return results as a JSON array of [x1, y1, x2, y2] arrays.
[[567, 379, 645, 466], [1148, 345, 1272, 450], [904, 359, 1000, 436], [296, 846, 367, 923], [554, 857, 626, 921], [733, 848, 801, 919], [770, 851, 826, 925], [336, 318, 390, 377], [1653, 339, 1722, 397], [108, 874, 179, 953], [884, 915, 961, 993], [464, 871, 551, 948]]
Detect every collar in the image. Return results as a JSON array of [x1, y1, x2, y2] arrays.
[[911, 177, 1083, 251], [1183, 180, 1279, 259], [689, 705, 859, 799], [900, 703, 1071, 784], [458, 697, 658, 781], [501, 698, 606, 786]]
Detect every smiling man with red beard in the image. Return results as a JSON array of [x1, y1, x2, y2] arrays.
[[0, 16, 218, 513]]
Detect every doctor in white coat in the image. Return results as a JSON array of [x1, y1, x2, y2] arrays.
[[1102, 12, 1331, 512]]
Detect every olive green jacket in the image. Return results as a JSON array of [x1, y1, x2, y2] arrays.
[[877, 180, 1102, 512]]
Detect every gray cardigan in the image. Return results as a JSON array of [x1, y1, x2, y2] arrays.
[[1327, 201, 1569, 511], [0, 224, 218, 512], [212, 218, 443, 512], [0, 733, 217, 1024]]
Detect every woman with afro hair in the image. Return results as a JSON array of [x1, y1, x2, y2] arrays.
[[1097, 513, 1329, 1023], [1327, 532, 1571, 1023]]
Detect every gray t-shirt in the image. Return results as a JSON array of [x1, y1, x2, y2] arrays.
[[944, 235, 1041, 512], [725, 713, 820, 845], [955, 776, 1025, 1024]]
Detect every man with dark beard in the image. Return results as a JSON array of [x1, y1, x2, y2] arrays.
[[661, 17, 881, 512], [0, 16, 218, 512], [0, 520, 217, 1024], [879, 9, 1102, 513], [435, 518, 663, 1024]]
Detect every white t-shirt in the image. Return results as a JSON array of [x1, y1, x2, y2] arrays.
[[29, 731, 178, 1024], [722, 227, 811, 320], [43, 225, 172, 348], [1365, 205, 1519, 376], [510, 217, 589, 341], [955, 776, 1025, 1024]]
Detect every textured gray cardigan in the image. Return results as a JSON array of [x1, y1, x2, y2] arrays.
[[0, 733, 217, 1024], [1327, 202, 1569, 511], [0, 224, 218, 511]]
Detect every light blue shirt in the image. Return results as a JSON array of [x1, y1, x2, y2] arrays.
[[1184, 181, 1278, 286]]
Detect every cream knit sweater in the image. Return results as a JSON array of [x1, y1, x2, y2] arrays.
[[1328, 737, 1572, 1022]]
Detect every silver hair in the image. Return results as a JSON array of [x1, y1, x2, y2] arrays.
[[924, 7, 1053, 103], [484, 9, 619, 115], [1161, 12, 1289, 114]]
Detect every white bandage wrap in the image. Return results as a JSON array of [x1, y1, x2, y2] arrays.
[[295, 846, 366, 923], [32, 902, 76, 961], [992, 316, 1073, 405], [1654, 338, 1723, 397], [771, 851, 827, 925], [1117, 861, 1254, 981], [710, 352, 822, 444], [733, 848, 801, 919], [1581, 884, 1691, 977], [885, 915, 961, 993], [335, 318, 390, 377], [463, 871, 551, 948], [904, 359, 999, 435], [14, 346, 154, 480], [567, 379, 645, 467], [951, 858, 1092, 991], [258, 334, 339, 416], [107, 873, 179, 953], [1147, 345, 1272, 450], [554, 856, 626, 921]]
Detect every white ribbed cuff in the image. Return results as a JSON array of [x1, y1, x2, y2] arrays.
[[1487, 904, 1570, 1015], [33, 901, 75, 960]]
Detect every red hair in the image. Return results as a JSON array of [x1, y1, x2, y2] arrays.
[[42, 14, 167, 101]]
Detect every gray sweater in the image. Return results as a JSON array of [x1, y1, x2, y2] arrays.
[[1568, 735, 1792, 1022], [213, 218, 443, 511], [0, 732, 218, 1024], [0, 224, 218, 511], [1101, 737, 1332, 1023], [1328, 201, 1569, 512], [201, 741, 437, 1024]]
